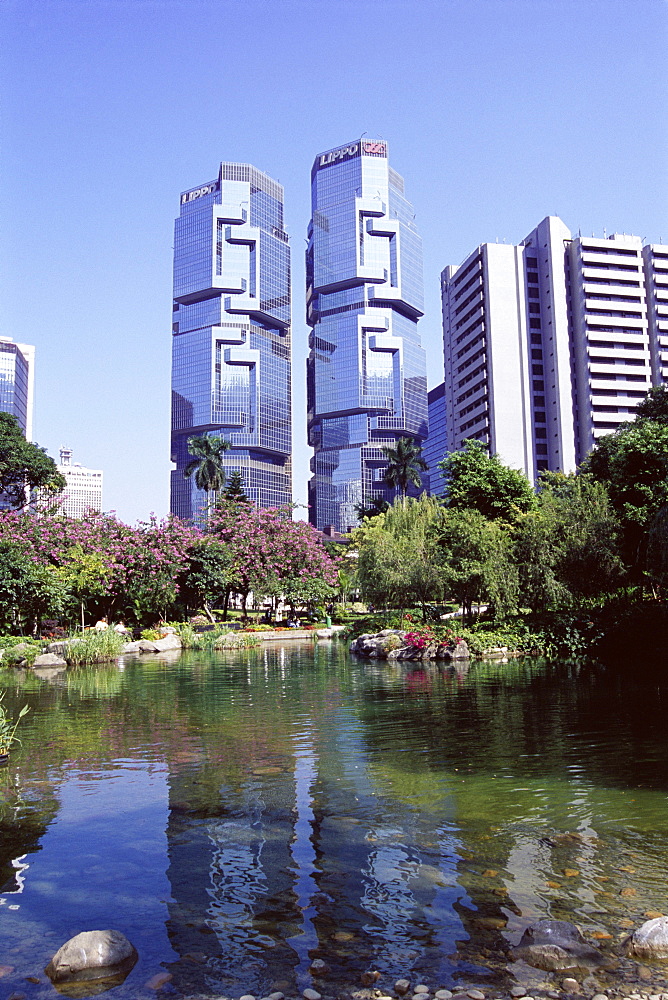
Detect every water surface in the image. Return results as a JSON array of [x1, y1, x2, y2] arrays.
[[0, 642, 667, 999]]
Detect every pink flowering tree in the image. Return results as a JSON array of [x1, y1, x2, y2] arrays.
[[0, 510, 202, 628], [208, 502, 338, 618]]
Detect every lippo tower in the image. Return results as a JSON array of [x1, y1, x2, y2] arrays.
[[170, 163, 292, 523], [306, 139, 428, 532]]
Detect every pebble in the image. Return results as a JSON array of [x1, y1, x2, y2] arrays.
[[467, 992, 485, 1000], [562, 981, 579, 993], [592, 995, 608, 1000], [415, 987, 430, 995], [435, 993, 453, 1000], [310, 960, 329, 975], [269, 994, 284, 999], [303, 990, 321, 1000], [510, 991, 526, 999], [396, 983, 411, 996], [240, 995, 256, 1000]]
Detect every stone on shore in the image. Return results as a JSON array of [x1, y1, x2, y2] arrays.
[[32, 653, 67, 667], [631, 916, 668, 959], [152, 633, 182, 652], [45, 929, 138, 984]]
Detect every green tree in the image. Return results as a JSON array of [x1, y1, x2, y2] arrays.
[[381, 437, 428, 503], [438, 509, 518, 619], [514, 473, 623, 609], [583, 418, 668, 571], [184, 435, 231, 494], [0, 413, 66, 509], [0, 541, 65, 633], [177, 537, 233, 621], [636, 384, 668, 424], [647, 506, 668, 596], [439, 439, 536, 523], [219, 469, 249, 504], [55, 544, 110, 630], [355, 495, 447, 616]]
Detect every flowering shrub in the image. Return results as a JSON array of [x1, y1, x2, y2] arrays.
[[403, 627, 436, 649]]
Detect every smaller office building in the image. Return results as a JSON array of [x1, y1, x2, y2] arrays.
[[54, 448, 103, 518]]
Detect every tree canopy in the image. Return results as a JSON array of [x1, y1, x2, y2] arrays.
[[439, 439, 536, 522], [0, 413, 66, 509]]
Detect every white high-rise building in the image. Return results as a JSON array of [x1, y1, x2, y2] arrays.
[[54, 448, 103, 518], [439, 217, 665, 481], [643, 244, 668, 386]]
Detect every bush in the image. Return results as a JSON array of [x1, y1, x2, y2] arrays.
[[65, 629, 126, 665]]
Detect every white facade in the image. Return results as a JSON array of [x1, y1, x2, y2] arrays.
[[441, 216, 575, 480], [440, 217, 666, 480], [55, 447, 103, 518], [643, 244, 668, 386], [568, 233, 653, 462]]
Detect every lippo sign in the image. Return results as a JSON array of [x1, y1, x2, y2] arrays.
[[316, 140, 387, 169], [180, 181, 220, 205]]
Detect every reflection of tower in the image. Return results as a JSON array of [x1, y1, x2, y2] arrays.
[[306, 139, 428, 532], [170, 164, 292, 524]]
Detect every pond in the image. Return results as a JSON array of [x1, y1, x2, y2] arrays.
[[0, 641, 667, 999]]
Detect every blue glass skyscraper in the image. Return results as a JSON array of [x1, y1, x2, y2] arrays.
[[0, 337, 34, 439], [306, 140, 428, 531], [171, 164, 292, 521]]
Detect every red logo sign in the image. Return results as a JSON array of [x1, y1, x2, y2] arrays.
[[363, 141, 387, 156]]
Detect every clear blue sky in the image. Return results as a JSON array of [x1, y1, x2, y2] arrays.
[[2, 0, 666, 524]]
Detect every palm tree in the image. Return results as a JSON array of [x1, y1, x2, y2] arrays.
[[184, 435, 231, 495], [381, 436, 428, 504]]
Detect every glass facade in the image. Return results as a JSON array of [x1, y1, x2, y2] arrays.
[[306, 141, 428, 532], [0, 339, 32, 436], [170, 164, 292, 523]]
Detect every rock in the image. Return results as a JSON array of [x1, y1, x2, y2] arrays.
[[561, 979, 579, 992], [152, 633, 182, 652], [509, 990, 526, 998], [631, 916, 668, 959], [121, 641, 142, 653], [361, 970, 381, 986], [240, 994, 256, 1000], [395, 980, 411, 994], [33, 653, 67, 667], [45, 929, 138, 984], [435, 992, 452, 999], [137, 639, 159, 652], [303, 990, 321, 1000], [310, 959, 329, 975], [414, 987, 430, 995], [467, 992, 485, 1000], [512, 920, 604, 971]]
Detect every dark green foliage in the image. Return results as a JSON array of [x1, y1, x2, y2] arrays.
[[583, 414, 668, 573], [515, 473, 623, 608], [0, 412, 65, 509], [176, 538, 233, 617], [439, 439, 536, 522], [636, 384, 668, 424], [0, 541, 65, 633], [381, 437, 428, 500], [220, 470, 249, 503], [354, 496, 390, 520]]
